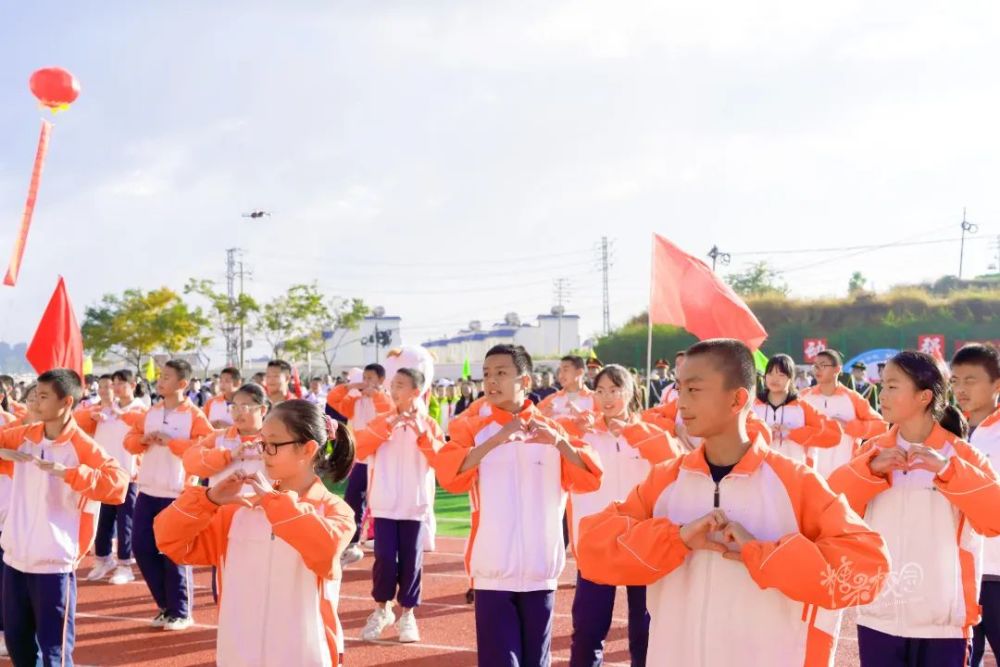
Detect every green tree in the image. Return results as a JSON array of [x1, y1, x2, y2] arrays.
[[725, 261, 789, 298], [82, 287, 211, 370], [848, 271, 868, 295], [256, 284, 330, 360], [184, 278, 260, 365], [313, 298, 369, 373]]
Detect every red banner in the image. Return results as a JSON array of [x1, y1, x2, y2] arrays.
[[4, 119, 53, 287], [803, 338, 827, 362], [917, 335, 946, 360]]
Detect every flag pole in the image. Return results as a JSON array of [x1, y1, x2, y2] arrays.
[[645, 235, 654, 408]]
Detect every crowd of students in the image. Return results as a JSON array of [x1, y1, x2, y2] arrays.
[[1, 339, 1000, 666]]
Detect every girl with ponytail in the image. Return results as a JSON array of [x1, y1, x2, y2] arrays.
[[829, 351, 1000, 666], [153, 399, 356, 667], [564, 364, 684, 667]]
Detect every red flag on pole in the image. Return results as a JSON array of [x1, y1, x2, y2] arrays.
[[5, 119, 53, 287], [290, 365, 303, 398], [649, 234, 767, 349], [26, 276, 84, 379]]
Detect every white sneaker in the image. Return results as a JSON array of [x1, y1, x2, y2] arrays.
[[341, 544, 364, 566], [151, 611, 169, 628], [0, 631, 8, 657], [108, 564, 135, 585], [397, 609, 420, 643], [163, 616, 193, 631], [86, 558, 117, 581], [360, 604, 396, 641]]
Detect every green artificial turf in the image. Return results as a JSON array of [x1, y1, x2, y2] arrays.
[[327, 480, 471, 538]]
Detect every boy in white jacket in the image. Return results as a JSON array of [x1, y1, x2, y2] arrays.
[[355, 368, 444, 644]]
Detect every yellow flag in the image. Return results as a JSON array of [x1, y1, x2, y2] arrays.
[[144, 357, 157, 381], [81, 356, 93, 375]]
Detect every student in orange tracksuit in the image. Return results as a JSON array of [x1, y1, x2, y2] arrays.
[[202, 367, 242, 429], [0, 369, 128, 667], [537, 355, 596, 420], [829, 351, 1000, 667], [327, 364, 392, 565], [356, 368, 446, 644], [753, 354, 842, 467], [576, 339, 890, 667], [183, 383, 268, 485], [800, 349, 887, 477], [155, 399, 356, 667], [562, 364, 684, 667], [436, 344, 602, 667]]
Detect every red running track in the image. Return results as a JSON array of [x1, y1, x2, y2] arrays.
[[2, 536, 995, 666]]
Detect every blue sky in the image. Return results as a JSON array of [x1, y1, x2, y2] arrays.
[[2, 1, 1000, 356]]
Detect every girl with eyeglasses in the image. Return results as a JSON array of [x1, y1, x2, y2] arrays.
[[566, 364, 684, 667], [182, 383, 270, 486], [154, 399, 356, 667]]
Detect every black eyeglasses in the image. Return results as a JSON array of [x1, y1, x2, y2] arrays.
[[259, 439, 302, 455]]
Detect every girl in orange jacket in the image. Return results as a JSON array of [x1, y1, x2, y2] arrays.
[[564, 364, 684, 667], [182, 383, 268, 485], [828, 351, 1000, 666], [753, 354, 842, 467], [154, 400, 356, 667]]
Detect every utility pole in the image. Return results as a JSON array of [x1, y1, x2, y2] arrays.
[[707, 245, 731, 272], [225, 248, 239, 367], [237, 258, 251, 370], [959, 207, 978, 279], [553, 278, 571, 356], [600, 236, 612, 335]]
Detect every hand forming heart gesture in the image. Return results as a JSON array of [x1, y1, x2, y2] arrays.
[[869, 445, 948, 477], [679, 510, 758, 563]]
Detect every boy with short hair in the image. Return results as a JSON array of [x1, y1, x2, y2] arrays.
[[203, 367, 240, 428], [263, 359, 294, 406], [356, 368, 446, 644], [436, 344, 602, 666], [124, 359, 213, 631], [0, 369, 128, 666], [538, 355, 595, 420], [75, 370, 147, 585], [328, 363, 392, 565], [951, 343, 1000, 665], [577, 339, 889, 667]]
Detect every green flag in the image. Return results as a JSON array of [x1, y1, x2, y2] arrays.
[[462, 357, 471, 380], [753, 349, 768, 373]]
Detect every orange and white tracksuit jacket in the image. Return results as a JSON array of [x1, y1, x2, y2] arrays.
[[326, 385, 391, 435], [829, 424, 1000, 639], [800, 385, 887, 478], [0, 421, 129, 574], [577, 437, 890, 666], [155, 479, 354, 666], [641, 401, 773, 450], [537, 387, 596, 420], [355, 411, 445, 522], [0, 412, 18, 529], [124, 400, 214, 499], [970, 410, 1000, 578], [563, 418, 684, 552], [658, 381, 678, 406], [74, 399, 147, 481], [752, 397, 842, 467], [183, 426, 265, 487], [203, 394, 234, 427], [436, 401, 603, 591]]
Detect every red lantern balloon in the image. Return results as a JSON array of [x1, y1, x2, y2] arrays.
[[29, 67, 80, 111]]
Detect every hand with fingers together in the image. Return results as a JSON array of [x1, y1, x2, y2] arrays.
[[906, 444, 948, 475], [35, 459, 68, 478], [720, 521, 757, 562], [869, 447, 908, 478], [0, 449, 35, 464], [243, 471, 276, 504], [679, 510, 730, 555], [207, 471, 255, 507]]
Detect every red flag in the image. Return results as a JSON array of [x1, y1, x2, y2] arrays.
[[5, 120, 53, 287], [649, 234, 767, 349], [27, 277, 83, 379]]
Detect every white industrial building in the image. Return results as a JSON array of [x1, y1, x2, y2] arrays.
[[422, 309, 580, 377]]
